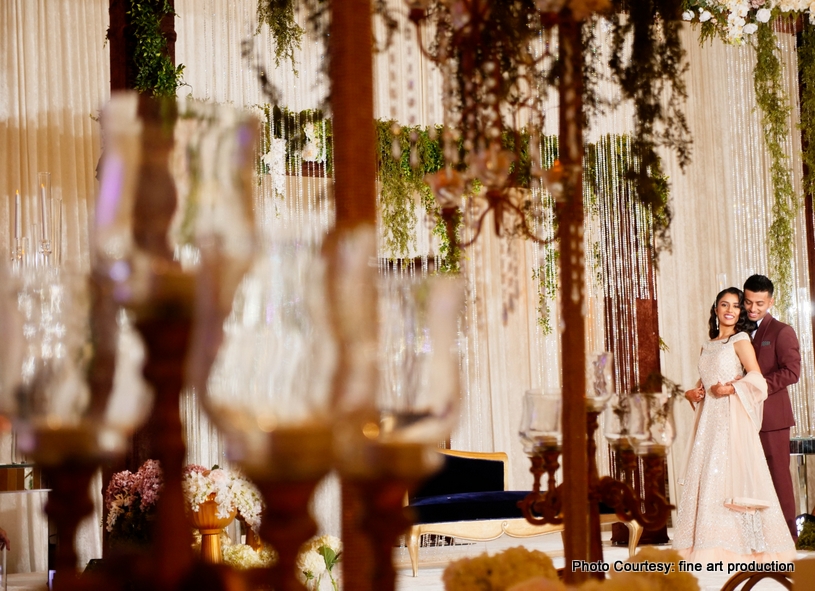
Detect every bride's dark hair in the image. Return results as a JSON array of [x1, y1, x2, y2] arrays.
[[708, 287, 756, 340]]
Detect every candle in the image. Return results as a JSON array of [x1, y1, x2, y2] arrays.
[[40, 183, 50, 241], [14, 191, 21, 239]]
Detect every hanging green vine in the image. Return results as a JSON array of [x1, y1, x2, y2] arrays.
[[799, 23, 815, 217], [257, 0, 305, 72], [754, 22, 797, 316], [374, 121, 467, 272], [129, 0, 185, 97], [608, 1, 690, 255]]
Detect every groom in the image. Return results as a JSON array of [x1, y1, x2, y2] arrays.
[[743, 274, 801, 542]]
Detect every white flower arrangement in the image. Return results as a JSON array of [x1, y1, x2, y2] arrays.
[[261, 137, 288, 198], [301, 121, 326, 163], [684, 1, 815, 43], [222, 543, 277, 570], [181, 465, 264, 532], [297, 534, 342, 591]]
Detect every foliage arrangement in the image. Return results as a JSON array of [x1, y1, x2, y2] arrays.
[[684, 1, 806, 315], [257, 0, 305, 71], [104, 459, 164, 546], [800, 23, 815, 200], [608, 0, 690, 255], [755, 22, 797, 316], [128, 0, 185, 97], [375, 121, 444, 261], [797, 518, 815, 550]]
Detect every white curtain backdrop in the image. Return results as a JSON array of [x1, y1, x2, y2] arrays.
[[659, 24, 814, 521], [2, 0, 814, 572], [0, 0, 109, 573]]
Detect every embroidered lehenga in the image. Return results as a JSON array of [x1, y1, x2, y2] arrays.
[[673, 332, 795, 563]]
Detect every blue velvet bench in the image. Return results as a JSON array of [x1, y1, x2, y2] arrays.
[[405, 450, 643, 576]]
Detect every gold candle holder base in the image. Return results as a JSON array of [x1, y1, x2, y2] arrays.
[[242, 424, 334, 591]]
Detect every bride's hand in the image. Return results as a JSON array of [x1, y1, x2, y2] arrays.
[[684, 386, 705, 404]]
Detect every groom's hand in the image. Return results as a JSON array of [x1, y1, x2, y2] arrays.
[[711, 381, 735, 397]]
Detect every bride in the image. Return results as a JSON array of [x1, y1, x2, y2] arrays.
[[673, 287, 795, 563]]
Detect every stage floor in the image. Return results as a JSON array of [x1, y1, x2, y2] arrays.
[[6, 530, 812, 591], [392, 528, 812, 591]]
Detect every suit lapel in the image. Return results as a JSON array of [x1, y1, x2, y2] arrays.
[[752, 313, 773, 361]]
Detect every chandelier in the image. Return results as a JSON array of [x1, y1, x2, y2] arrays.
[[406, 0, 588, 248]]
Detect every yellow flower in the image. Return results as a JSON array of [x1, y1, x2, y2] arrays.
[[612, 547, 699, 591], [443, 554, 493, 591], [507, 576, 566, 591], [578, 572, 653, 591], [489, 547, 558, 591], [443, 547, 559, 591]]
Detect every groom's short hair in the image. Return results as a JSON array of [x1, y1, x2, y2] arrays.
[[744, 274, 774, 296]]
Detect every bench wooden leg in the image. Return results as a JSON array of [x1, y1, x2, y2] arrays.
[[408, 526, 420, 577], [625, 520, 643, 557]]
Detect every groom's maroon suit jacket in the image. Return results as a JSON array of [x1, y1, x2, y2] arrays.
[[752, 314, 800, 432]]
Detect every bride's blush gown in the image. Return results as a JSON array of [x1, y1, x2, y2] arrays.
[[673, 331, 796, 563]]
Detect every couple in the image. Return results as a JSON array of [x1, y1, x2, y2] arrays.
[[673, 275, 800, 563]]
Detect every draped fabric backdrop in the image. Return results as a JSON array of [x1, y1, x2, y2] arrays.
[[660, 25, 815, 525], [1, 0, 813, 572], [0, 0, 109, 573]]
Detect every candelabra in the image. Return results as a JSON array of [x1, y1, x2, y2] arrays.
[[518, 357, 676, 574], [406, 0, 570, 249]]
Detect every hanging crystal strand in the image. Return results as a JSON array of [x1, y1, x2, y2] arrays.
[[296, 109, 307, 244]]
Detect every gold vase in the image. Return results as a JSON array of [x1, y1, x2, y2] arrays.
[[188, 498, 236, 564]]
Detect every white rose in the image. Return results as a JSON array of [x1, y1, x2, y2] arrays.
[[699, 10, 713, 21], [302, 142, 320, 162], [743, 22, 759, 33], [298, 550, 326, 578], [756, 7, 772, 21], [682, 10, 694, 20]]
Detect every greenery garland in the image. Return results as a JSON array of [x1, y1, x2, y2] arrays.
[[798, 519, 815, 551], [754, 22, 797, 316], [799, 23, 815, 232], [256, 0, 305, 72], [129, 0, 185, 97], [608, 0, 690, 255]]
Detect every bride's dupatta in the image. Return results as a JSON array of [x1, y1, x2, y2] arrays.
[[725, 370, 770, 512]]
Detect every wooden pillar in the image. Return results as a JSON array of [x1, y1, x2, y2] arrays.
[[556, 10, 589, 585], [328, 0, 378, 589]]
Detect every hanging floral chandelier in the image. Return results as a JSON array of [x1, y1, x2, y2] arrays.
[[407, 0, 573, 247]]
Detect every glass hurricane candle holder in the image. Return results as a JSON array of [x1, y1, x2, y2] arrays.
[[586, 351, 614, 412], [330, 262, 464, 591], [519, 389, 562, 454], [603, 391, 632, 451], [626, 391, 676, 456], [199, 130, 333, 591]]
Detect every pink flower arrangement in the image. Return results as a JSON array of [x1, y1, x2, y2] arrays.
[[104, 460, 164, 546]]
